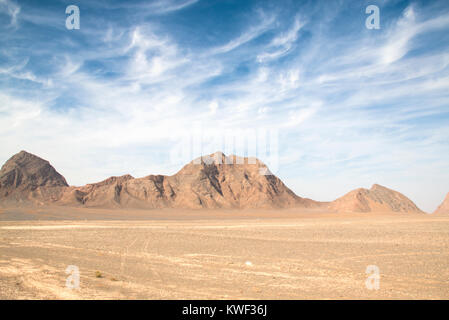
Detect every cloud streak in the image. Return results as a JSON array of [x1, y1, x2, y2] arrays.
[[0, 0, 20, 27]]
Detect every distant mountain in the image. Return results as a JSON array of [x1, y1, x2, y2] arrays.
[[0, 151, 68, 204], [61, 152, 321, 209], [434, 193, 449, 214], [328, 184, 423, 213], [1, 151, 320, 209], [0, 151, 427, 213]]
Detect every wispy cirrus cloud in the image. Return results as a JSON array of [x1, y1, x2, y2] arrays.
[[257, 15, 305, 62], [380, 5, 449, 64], [210, 12, 276, 55], [148, 0, 200, 14], [93, 0, 199, 14]]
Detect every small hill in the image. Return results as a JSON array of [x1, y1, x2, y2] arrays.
[[329, 184, 423, 213], [0, 151, 68, 204], [434, 193, 449, 214]]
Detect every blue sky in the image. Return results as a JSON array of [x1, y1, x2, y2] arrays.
[[1, 0, 449, 212]]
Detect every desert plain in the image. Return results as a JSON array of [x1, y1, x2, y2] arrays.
[[1, 207, 448, 299]]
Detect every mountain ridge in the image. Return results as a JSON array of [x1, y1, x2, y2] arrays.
[[0, 150, 425, 213]]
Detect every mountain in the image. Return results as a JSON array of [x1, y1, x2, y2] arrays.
[[0, 151, 68, 204], [61, 152, 320, 209], [328, 184, 423, 213], [1, 151, 320, 209], [0, 151, 427, 213], [434, 193, 449, 214]]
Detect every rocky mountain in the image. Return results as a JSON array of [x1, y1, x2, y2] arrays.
[[0, 151, 68, 204], [61, 152, 320, 209], [0, 151, 428, 213], [328, 184, 423, 213], [434, 193, 449, 214], [1, 151, 320, 209]]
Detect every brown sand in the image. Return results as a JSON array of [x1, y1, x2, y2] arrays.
[[0, 208, 448, 299]]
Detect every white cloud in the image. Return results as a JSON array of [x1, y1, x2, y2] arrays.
[[126, 27, 189, 82], [152, 0, 199, 14], [0, 0, 20, 27], [210, 13, 276, 54], [257, 16, 304, 62], [0, 93, 42, 129], [125, 0, 199, 15], [380, 5, 449, 65], [278, 69, 301, 91], [209, 100, 219, 115], [381, 6, 417, 64], [0, 58, 52, 86], [284, 106, 318, 128]]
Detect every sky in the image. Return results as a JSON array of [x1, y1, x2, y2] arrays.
[[0, 0, 448, 212]]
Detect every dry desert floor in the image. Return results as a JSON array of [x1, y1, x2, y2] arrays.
[[0, 207, 448, 299]]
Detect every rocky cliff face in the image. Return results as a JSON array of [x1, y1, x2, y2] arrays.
[[328, 184, 423, 213]]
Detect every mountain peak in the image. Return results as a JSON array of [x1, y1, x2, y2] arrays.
[[371, 183, 385, 190], [8, 150, 46, 163], [71, 152, 317, 209], [434, 192, 449, 214], [0, 150, 68, 193], [330, 184, 422, 213], [201, 151, 229, 165], [186, 152, 266, 167]]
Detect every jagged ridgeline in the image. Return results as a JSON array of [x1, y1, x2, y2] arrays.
[[0, 151, 318, 209], [0, 150, 425, 213]]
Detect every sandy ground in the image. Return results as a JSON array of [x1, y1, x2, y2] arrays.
[[0, 207, 448, 299]]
